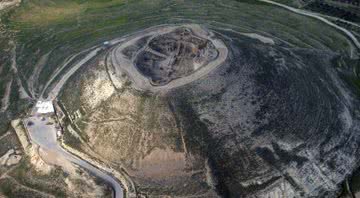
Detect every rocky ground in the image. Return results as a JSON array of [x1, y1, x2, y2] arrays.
[[57, 25, 360, 197], [168, 30, 360, 197], [0, 3, 115, 197], [134, 27, 218, 85], [58, 51, 218, 197], [0, 0, 21, 12], [1, 0, 360, 197], [0, 119, 112, 198]]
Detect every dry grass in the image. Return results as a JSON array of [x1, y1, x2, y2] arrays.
[[11, 0, 125, 27], [13, 1, 82, 26]]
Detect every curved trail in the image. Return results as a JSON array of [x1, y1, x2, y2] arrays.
[[24, 116, 124, 198], [22, 5, 360, 195], [44, 47, 102, 101], [27, 25, 226, 198], [42, 37, 127, 101], [259, 0, 360, 51], [25, 45, 125, 197]]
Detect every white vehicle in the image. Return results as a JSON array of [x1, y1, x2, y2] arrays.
[[56, 130, 63, 138]]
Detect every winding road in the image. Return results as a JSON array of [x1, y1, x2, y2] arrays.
[[21, 2, 360, 197], [24, 44, 126, 197], [24, 116, 124, 198]]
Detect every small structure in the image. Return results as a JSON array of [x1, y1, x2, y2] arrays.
[[56, 130, 63, 138], [103, 41, 110, 46], [35, 101, 55, 114]]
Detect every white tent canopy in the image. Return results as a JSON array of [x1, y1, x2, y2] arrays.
[[35, 101, 54, 114]]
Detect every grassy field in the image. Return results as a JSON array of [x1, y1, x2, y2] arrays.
[[1, 0, 350, 134], [0, 0, 358, 196], [2, 0, 354, 93], [0, 0, 356, 167]]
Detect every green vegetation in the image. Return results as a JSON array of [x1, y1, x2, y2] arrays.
[[2, 0, 354, 93], [172, 98, 212, 156], [9, 157, 68, 197], [304, 1, 360, 23], [0, 178, 49, 198], [336, 57, 360, 95], [0, 131, 20, 156], [272, 0, 299, 7], [63, 126, 86, 152], [350, 170, 360, 197], [0, 157, 68, 198], [0, 155, 112, 198], [0, 0, 359, 196], [0, 0, 356, 136], [0, 117, 10, 137], [4, 0, 130, 88]]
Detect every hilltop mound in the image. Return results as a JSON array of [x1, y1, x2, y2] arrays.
[[133, 27, 218, 85], [58, 25, 360, 197]]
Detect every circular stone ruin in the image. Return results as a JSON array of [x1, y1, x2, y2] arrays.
[[135, 27, 218, 85], [112, 24, 228, 90]]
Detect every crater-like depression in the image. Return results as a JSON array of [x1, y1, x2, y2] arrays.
[[112, 24, 228, 90], [133, 27, 218, 85]]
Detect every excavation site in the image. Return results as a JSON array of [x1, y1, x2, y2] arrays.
[[133, 27, 218, 85], [54, 24, 360, 198], [111, 25, 228, 91], [1, 1, 360, 198]]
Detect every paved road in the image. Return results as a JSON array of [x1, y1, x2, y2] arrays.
[[26, 40, 127, 198], [44, 47, 103, 101], [24, 116, 124, 198], [41, 37, 128, 101]]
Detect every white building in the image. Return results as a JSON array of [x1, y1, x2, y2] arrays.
[[35, 101, 55, 114]]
